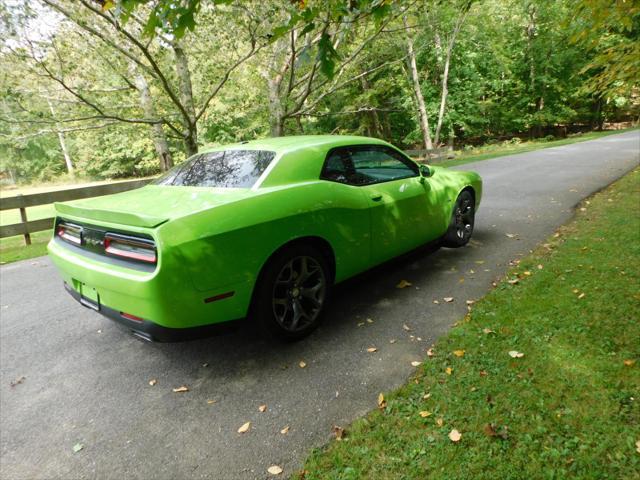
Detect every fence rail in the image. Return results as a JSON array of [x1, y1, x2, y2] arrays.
[[0, 179, 151, 245], [1, 148, 452, 247]]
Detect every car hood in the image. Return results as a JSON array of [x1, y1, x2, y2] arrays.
[[55, 185, 254, 228]]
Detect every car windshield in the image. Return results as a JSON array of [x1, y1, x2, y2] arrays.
[[153, 150, 276, 188]]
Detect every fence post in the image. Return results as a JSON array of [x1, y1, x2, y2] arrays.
[[18, 195, 31, 246]]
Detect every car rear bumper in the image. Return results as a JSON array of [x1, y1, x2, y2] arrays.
[[48, 236, 253, 334], [62, 281, 242, 342]]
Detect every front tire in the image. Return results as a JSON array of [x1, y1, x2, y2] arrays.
[[251, 244, 331, 341], [442, 190, 475, 248]]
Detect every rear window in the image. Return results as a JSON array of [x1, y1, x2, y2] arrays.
[[154, 150, 275, 188]]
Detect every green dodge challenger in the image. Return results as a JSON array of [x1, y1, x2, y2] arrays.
[[48, 135, 482, 341]]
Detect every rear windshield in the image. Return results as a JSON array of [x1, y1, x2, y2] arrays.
[[153, 150, 276, 188]]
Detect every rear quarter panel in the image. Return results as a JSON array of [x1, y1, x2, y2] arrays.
[[157, 181, 372, 300]]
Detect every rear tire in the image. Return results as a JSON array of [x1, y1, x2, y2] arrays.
[[250, 244, 331, 341], [442, 190, 475, 248]]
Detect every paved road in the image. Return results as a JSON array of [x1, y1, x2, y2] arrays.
[[1, 130, 638, 479]]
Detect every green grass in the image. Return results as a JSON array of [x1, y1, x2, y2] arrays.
[[437, 127, 638, 168], [303, 168, 640, 479], [0, 230, 52, 264]]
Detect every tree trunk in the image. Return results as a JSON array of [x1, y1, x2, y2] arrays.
[[46, 98, 74, 176], [526, 5, 538, 139], [360, 76, 381, 137], [173, 41, 198, 156], [403, 16, 433, 151], [434, 11, 467, 146], [130, 65, 174, 171], [267, 77, 286, 136]]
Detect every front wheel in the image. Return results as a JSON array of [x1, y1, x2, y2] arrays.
[[442, 190, 475, 248], [251, 245, 331, 341]]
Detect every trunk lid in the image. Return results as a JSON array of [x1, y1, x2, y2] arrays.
[[55, 185, 254, 228]]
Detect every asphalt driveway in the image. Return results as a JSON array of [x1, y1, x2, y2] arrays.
[[1, 130, 638, 479]]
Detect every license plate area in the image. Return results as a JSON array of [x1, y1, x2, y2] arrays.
[[73, 280, 100, 311]]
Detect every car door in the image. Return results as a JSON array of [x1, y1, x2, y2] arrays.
[[322, 145, 441, 266]]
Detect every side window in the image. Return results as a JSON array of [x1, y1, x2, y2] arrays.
[[321, 145, 418, 186], [321, 150, 351, 183]]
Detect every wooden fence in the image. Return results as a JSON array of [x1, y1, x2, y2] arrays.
[[0, 147, 452, 247], [0, 179, 150, 246]]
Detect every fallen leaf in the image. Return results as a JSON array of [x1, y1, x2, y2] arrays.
[[484, 423, 497, 437], [445, 367, 453, 375], [148, 379, 157, 386], [259, 404, 267, 412], [267, 465, 283, 475], [523, 271, 532, 276], [332, 425, 345, 440], [237, 421, 251, 434], [466, 300, 475, 306], [508, 351, 524, 358], [508, 278, 519, 285], [403, 324, 412, 332], [423, 393, 431, 400], [172, 386, 189, 393], [72, 443, 84, 453], [207, 399, 217, 405], [453, 350, 465, 357], [202, 363, 209, 368], [357, 322, 365, 327], [448, 429, 462, 442], [280, 426, 290, 434], [537, 264, 544, 269], [623, 359, 636, 367], [366, 318, 374, 324], [419, 411, 432, 418], [9, 376, 25, 387], [427, 348, 435, 357], [299, 361, 307, 368], [443, 297, 454, 303], [389, 339, 397, 344], [396, 279, 413, 289], [377, 393, 386, 408], [433, 300, 440, 304], [578, 293, 585, 299], [636, 440, 640, 453], [505, 233, 517, 238], [479, 370, 488, 377], [411, 361, 422, 367], [366, 347, 377, 353], [436, 418, 444, 427]]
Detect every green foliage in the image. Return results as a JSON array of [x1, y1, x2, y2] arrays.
[[0, 0, 637, 184]]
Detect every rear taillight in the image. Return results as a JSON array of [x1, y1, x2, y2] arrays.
[[104, 233, 157, 264], [57, 223, 82, 245]]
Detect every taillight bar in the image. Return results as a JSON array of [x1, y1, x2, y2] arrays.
[[104, 233, 157, 264], [57, 223, 82, 245]]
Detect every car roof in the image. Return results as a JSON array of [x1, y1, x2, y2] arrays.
[[200, 135, 389, 155]]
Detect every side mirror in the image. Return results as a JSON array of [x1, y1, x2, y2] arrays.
[[419, 164, 432, 178]]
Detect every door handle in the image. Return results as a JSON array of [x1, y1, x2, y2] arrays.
[[370, 194, 383, 202]]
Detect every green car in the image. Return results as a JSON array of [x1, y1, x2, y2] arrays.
[[48, 136, 482, 341]]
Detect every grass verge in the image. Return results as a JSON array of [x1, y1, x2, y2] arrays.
[[303, 168, 640, 479]]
